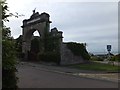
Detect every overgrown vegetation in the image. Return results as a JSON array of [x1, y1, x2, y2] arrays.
[[90, 54, 120, 62], [110, 54, 120, 62], [90, 56, 104, 61], [15, 35, 22, 58], [38, 51, 61, 65], [27, 26, 61, 63], [36, 25, 61, 63], [66, 42, 90, 60], [39, 32, 61, 64], [1, 0, 18, 89]]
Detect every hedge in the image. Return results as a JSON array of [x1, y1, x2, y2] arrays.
[[38, 52, 61, 64]]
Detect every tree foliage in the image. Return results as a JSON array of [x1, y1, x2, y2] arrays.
[[15, 35, 23, 58], [38, 51, 61, 64], [1, 0, 18, 89]]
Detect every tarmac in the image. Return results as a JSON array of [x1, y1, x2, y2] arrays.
[[17, 61, 120, 83]]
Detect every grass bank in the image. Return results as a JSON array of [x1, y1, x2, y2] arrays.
[[66, 62, 120, 72]]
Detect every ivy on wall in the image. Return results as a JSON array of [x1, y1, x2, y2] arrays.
[[66, 42, 90, 60]]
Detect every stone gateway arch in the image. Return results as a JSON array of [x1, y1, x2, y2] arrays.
[[21, 11, 63, 61], [21, 11, 89, 65]]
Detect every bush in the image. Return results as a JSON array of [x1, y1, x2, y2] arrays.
[[90, 56, 104, 61], [2, 0, 18, 88], [110, 54, 120, 62], [66, 42, 90, 60], [2, 40, 18, 89], [38, 52, 61, 64]]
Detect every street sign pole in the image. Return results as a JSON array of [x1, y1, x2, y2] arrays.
[[107, 45, 111, 60], [106, 45, 114, 65]]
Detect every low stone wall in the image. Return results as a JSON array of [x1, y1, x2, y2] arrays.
[[60, 43, 87, 65]]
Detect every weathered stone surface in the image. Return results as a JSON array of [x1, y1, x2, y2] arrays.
[[60, 43, 86, 65], [22, 12, 50, 55]]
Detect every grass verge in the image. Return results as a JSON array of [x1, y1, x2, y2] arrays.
[[66, 62, 120, 72]]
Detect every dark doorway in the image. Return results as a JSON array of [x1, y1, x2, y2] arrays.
[[28, 30, 41, 61]]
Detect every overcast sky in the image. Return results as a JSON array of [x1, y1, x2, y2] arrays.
[[5, 0, 119, 54]]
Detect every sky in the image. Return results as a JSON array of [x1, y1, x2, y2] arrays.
[[5, 0, 119, 55]]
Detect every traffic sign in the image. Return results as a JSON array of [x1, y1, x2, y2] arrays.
[[107, 45, 111, 52]]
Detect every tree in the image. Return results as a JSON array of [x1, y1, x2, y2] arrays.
[[15, 35, 23, 58], [1, 0, 18, 89]]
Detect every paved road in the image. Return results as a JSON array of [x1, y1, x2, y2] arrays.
[[17, 62, 118, 88]]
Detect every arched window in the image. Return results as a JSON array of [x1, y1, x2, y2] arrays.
[[33, 30, 40, 36]]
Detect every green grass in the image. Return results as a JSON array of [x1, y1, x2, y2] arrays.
[[67, 62, 120, 72]]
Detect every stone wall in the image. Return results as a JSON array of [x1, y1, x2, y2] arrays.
[[60, 43, 87, 65]]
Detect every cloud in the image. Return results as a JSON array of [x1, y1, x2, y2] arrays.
[[5, 1, 118, 54]]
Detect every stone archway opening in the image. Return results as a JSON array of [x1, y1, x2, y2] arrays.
[[31, 30, 41, 50], [28, 29, 43, 61], [31, 30, 41, 53], [33, 30, 40, 36]]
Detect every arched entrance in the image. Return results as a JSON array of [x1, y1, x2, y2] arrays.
[[31, 30, 41, 54], [27, 29, 42, 61], [21, 11, 51, 60]]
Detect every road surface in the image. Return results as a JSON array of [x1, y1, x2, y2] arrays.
[[17, 62, 118, 88]]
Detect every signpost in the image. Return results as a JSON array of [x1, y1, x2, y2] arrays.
[[106, 45, 113, 65], [107, 45, 111, 52], [107, 45, 112, 58]]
